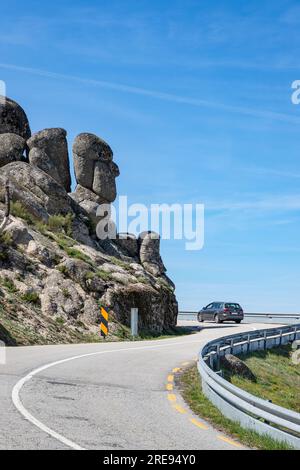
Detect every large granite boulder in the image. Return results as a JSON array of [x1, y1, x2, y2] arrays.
[[116, 233, 139, 258], [27, 128, 71, 192], [221, 354, 257, 381], [72, 132, 119, 202], [139, 231, 166, 276], [73, 133, 113, 189], [0, 96, 31, 139], [0, 133, 26, 168], [28, 147, 60, 182], [0, 161, 73, 222], [71, 133, 119, 229]]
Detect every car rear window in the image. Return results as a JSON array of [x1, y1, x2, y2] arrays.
[[225, 303, 241, 308]]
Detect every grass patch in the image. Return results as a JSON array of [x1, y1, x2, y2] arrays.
[[21, 291, 40, 305], [10, 201, 36, 225], [0, 276, 18, 293], [65, 247, 93, 264], [96, 269, 113, 282], [179, 365, 294, 450], [223, 345, 300, 413], [47, 214, 74, 237], [110, 256, 132, 271]]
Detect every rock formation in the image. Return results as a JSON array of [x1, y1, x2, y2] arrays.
[[0, 96, 178, 344], [0, 133, 26, 167], [0, 96, 31, 139], [27, 128, 71, 192]]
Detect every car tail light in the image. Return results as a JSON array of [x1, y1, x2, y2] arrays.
[[223, 307, 229, 312]]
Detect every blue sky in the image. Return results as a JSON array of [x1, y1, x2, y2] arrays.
[[1, 0, 300, 313]]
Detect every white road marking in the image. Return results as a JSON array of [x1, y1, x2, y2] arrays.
[[11, 338, 204, 450], [12, 324, 261, 450]]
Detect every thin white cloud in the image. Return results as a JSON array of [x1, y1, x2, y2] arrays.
[[207, 194, 300, 212], [0, 62, 300, 125]]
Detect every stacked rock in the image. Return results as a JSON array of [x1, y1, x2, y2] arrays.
[[70, 133, 120, 226], [0, 96, 30, 167]]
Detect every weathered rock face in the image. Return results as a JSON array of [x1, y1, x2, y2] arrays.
[[0, 96, 31, 139], [0, 161, 73, 222], [139, 231, 166, 276], [28, 147, 60, 182], [0, 133, 26, 168], [116, 233, 139, 258], [73, 133, 113, 189], [103, 284, 178, 332], [221, 354, 257, 382], [27, 128, 71, 192], [71, 133, 120, 227], [0, 96, 178, 343]]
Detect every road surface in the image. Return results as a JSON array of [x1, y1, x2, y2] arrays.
[[0, 321, 272, 450]]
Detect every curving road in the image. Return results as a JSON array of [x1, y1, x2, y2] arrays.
[[0, 321, 275, 450]]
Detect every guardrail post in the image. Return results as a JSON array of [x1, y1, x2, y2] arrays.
[[263, 331, 267, 350], [209, 353, 214, 369], [247, 334, 251, 353], [230, 339, 234, 354], [294, 327, 298, 341], [279, 330, 282, 346], [216, 344, 220, 370]]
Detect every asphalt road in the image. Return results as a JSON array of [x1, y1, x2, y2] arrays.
[[0, 321, 273, 450]]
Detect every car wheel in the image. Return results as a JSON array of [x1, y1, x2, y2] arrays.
[[235, 320, 241, 324], [215, 314, 221, 324], [197, 313, 204, 322]]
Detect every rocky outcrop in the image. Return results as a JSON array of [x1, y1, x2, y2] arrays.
[[0, 133, 26, 167], [28, 147, 60, 182], [103, 284, 178, 332], [0, 161, 73, 222], [27, 128, 71, 192], [116, 233, 139, 258], [0, 96, 178, 343], [139, 231, 166, 276], [0, 96, 31, 139], [70, 133, 119, 226]]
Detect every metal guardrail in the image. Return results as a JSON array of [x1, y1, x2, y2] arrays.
[[179, 310, 300, 319], [197, 324, 300, 449]]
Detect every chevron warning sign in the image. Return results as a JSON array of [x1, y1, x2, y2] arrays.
[[100, 307, 109, 338]]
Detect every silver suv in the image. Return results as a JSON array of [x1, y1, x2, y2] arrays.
[[198, 302, 244, 324]]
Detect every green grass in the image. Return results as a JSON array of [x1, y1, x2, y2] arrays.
[[21, 291, 40, 305], [10, 201, 36, 225], [223, 345, 300, 413], [96, 269, 113, 281], [179, 365, 294, 450], [0, 276, 18, 293]]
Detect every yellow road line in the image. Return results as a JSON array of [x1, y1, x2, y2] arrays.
[[167, 393, 176, 402], [166, 383, 173, 391], [167, 374, 174, 382], [172, 367, 180, 373], [190, 418, 208, 430], [173, 404, 187, 414], [217, 435, 243, 448]]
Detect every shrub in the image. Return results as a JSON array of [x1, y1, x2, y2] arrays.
[[1, 276, 18, 293], [66, 247, 92, 264], [47, 214, 74, 237], [62, 288, 71, 298], [21, 291, 40, 305], [10, 202, 36, 225]]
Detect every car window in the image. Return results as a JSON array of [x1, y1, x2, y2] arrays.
[[205, 303, 213, 309], [225, 303, 241, 308]]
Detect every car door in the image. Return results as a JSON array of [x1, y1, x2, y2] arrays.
[[203, 303, 213, 320]]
